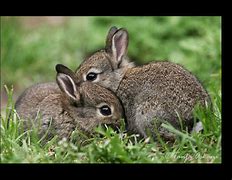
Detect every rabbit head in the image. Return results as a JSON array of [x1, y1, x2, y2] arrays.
[[56, 64, 123, 133], [75, 26, 135, 92]]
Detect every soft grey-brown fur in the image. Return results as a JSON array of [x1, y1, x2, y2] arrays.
[[15, 65, 123, 142], [74, 26, 211, 140]]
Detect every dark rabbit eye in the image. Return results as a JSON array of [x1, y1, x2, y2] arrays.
[[86, 72, 97, 81], [100, 105, 112, 116]]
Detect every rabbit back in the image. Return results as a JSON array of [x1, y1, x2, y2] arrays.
[[15, 82, 74, 139], [117, 61, 210, 139], [15, 82, 59, 121]]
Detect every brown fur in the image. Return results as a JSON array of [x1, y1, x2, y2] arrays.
[[15, 66, 123, 142], [74, 27, 211, 140]]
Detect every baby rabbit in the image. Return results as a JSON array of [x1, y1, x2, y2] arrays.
[[15, 64, 123, 142], [74, 26, 211, 140]]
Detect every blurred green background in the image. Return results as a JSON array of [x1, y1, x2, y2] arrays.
[[1, 16, 221, 110]]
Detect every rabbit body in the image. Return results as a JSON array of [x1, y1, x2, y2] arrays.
[[116, 61, 210, 138], [15, 65, 123, 141], [75, 27, 211, 140], [16, 82, 77, 140]]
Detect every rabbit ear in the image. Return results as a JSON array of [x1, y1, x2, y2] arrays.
[[105, 27, 129, 68], [111, 28, 129, 65], [105, 26, 118, 50], [56, 64, 77, 82], [56, 73, 80, 102]]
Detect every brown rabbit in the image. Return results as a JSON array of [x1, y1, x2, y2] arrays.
[[15, 64, 123, 142], [74, 26, 211, 141]]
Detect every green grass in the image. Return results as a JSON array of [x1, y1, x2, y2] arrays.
[[1, 86, 221, 163], [1, 16, 221, 163]]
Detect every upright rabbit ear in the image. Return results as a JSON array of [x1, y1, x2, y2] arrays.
[[105, 26, 118, 50], [57, 73, 80, 102], [109, 28, 129, 67], [56, 64, 80, 102], [56, 64, 77, 82]]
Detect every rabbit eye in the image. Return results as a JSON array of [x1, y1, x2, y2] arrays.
[[100, 105, 112, 116], [86, 72, 97, 81]]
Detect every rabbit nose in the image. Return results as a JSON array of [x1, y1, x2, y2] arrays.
[[112, 116, 120, 123]]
